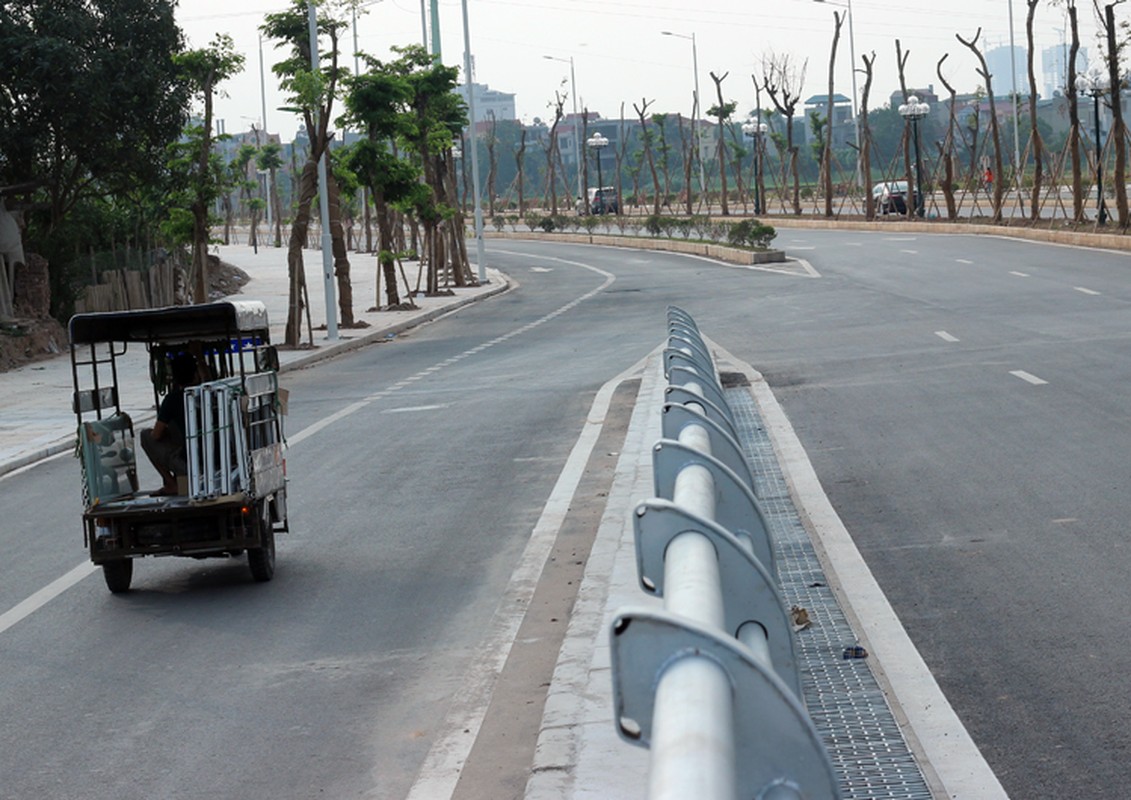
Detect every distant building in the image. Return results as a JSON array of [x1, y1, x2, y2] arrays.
[[456, 82, 517, 123], [802, 93, 854, 148], [985, 45, 1027, 96], [1042, 43, 1089, 98]]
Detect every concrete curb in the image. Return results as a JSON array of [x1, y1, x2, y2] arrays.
[[274, 275, 512, 374], [482, 230, 785, 265], [482, 216, 1131, 255]]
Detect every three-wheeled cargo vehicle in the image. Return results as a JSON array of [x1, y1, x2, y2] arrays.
[[69, 301, 288, 593]]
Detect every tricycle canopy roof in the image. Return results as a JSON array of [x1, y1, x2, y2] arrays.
[[69, 301, 270, 345]]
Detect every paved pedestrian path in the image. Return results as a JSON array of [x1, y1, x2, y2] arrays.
[[0, 245, 505, 478]]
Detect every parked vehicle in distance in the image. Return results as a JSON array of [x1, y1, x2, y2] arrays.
[[588, 186, 619, 215], [872, 181, 917, 215]]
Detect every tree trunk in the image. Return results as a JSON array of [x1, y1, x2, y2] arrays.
[[937, 55, 959, 220], [708, 77, 730, 216], [861, 54, 875, 220], [957, 29, 1005, 222], [1104, 4, 1128, 226], [285, 159, 318, 346], [824, 12, 844, 217], [372, 188, 400, 308], [1026, 0, 1043, 220], [326, 173, 354, 327], [1068, 4, 1084, 222]]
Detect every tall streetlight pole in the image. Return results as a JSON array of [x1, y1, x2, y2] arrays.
[[460, 0, 486, 283], [742, 119, 767, 214], [307, 1, 337, 340], [352, 0, 383, 254], [661, 30, 706, 203], [258, 33, 273, 241], [1008, 0, 1022, 189], [1077, 68, 1110, 225], [545, 55, 582, 207], [587, 133, 609, 212], [813, 0, 860, 188], [898, 95, 930, 218]]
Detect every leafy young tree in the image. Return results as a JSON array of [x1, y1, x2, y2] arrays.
[[262, 0, 354, 345], [175, 34, 245, 302], [762, 53, 807, 215], [256, 142, 285, 246], [0, 0, 188, 308], [707, 73, 735, 215]]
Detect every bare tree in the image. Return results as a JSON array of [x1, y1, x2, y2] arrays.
[[485, 111, 498, 217], [824, 11, 845, 217], [581, 108, 590, 206], [515, 127, 527, 213], [708, 72, 734, 215], [633, 99, 662, 214], [543, 92, 566, 215], [1098, 0, 1129, 226], [895, 40, 914, 219], [860, 52, 876, 219], [762, 52, 807, 215], [1026, 0, 1044, 219], [957, 28, 1005, 221], [677, 114, 695, 214], [1063, 0, 1084, 221], [937, 55, 960, 219]]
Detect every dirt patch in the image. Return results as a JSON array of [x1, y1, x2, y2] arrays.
[[0, 317, 68, 372], [0, 256, 250, 373]]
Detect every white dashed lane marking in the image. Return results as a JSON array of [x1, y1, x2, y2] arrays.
[[1010, 370, 1048, 385]]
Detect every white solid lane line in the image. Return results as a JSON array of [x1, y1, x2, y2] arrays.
[[1011, 370, 1048, 385], [0, 562, 96, 636]]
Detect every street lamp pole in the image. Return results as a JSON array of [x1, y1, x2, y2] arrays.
[[742, 120, 767, 214], [460, 0, 486, 283], [1077, 69, 1110, 225], [545, 55, 582, 207], [662, 31, 706, 203], [1008, 0, 1023, 186], [307, 1, 337, 340], [587, 132, 608, 212], [258, 33, 273, 241], [898, 95, 930, 218]]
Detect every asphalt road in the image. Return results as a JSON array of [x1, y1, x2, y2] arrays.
[[2, 231, 1129, 798]]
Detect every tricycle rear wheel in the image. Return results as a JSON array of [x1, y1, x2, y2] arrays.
[[247, 500, 275, 582], [102, 559, 133, 593]]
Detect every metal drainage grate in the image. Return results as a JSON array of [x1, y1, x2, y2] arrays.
[[725, 385, 934, 800]]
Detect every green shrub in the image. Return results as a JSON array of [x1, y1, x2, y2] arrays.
[[538, 215, 556, 232], [726, 219, 777, 249], [524, 212, 543, 232], [491, 215, 506, 232]]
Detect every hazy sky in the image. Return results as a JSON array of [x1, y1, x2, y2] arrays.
[[175, 0, 1113, 139]]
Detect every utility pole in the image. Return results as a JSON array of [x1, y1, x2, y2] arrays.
[[307, 1, 337, 340]]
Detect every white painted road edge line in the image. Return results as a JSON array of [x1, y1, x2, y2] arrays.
[[710, 340, 1008, 800], [401, 251, 621, 800], [403, 349, 653, 800]]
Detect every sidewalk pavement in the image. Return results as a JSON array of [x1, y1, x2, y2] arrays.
[[0, 245, 507, 479]]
